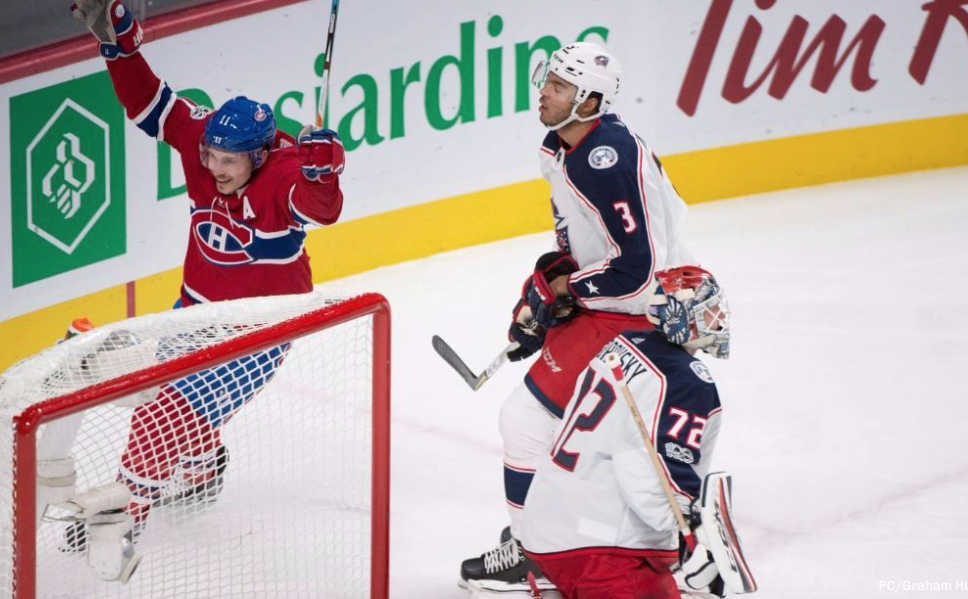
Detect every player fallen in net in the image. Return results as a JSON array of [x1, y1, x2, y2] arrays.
[[33, 0, 348, 583]]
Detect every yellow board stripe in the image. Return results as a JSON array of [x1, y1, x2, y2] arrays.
[[2, 112, 966, 371], [664, 112, 968, 204], [307, 178, 553, 282]]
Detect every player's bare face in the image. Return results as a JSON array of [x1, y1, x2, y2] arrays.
[[206, 148, 254, 195], [538, 72, 578, 128]]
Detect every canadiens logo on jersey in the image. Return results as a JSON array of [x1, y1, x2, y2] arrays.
[[192, 208, 256, 265]]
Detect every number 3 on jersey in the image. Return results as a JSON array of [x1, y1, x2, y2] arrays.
[[613, 201, 637, 233], [551, 370, 616, 471]]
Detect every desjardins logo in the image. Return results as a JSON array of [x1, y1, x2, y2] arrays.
[[159, 15, 609, 199], [10, 71, 126, 287], [27, 99, 109, 253]]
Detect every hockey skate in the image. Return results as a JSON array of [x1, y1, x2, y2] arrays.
[[155, 445, 231, 508], [460, 536, 558, 595]]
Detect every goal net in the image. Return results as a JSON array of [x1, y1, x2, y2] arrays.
[[0, 292, 390, 599]]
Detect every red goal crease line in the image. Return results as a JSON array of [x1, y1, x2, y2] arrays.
[[0, 0, 312, 85]]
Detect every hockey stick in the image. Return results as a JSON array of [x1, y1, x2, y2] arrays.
[[431, 335, 519, 391], [316, 0, 341, 127], [604, 352, 696, 551]]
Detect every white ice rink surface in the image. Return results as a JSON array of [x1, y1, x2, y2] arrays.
[[318, 166, 968, 599]]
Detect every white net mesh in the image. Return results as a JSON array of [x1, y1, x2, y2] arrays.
[[0, 292, 386, 598]]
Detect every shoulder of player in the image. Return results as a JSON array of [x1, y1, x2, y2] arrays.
[[250, 144, 302, 191], [568, 116, 642, 177], [620, 332, 719, 391], [264, 137, 300, 165], [539, 130, 559, 156]]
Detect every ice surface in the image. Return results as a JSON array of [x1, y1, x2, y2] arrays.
[[318, 166, 968, 598]]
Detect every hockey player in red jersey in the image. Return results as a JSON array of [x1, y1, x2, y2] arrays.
[[460, 43, 697, 593], [510, 267, 753, 599], [60, 0, 346, 558], [72, 0, 343, 304]]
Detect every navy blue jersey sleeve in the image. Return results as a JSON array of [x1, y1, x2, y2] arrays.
[[656, 364, 722, 500], [564, 134, 656, 308]]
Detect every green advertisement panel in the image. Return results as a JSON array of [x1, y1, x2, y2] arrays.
[[9, 71, 125, 287]]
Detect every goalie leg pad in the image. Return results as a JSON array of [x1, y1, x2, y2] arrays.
[[55, 482, 130, 519], [696, 472, 758, 594], [87, 509, 142, 583]]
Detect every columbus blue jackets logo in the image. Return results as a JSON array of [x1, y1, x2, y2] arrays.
[[595, 55, 610, 67], [690, 361, 715, 384], [589, 146, 618, 169], [192, 209, 255, 265]]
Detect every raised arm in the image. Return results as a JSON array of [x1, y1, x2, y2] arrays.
[[72, 0, 205, 153]]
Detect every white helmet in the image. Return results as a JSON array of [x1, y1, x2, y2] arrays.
[[532, 42, 623, 130]]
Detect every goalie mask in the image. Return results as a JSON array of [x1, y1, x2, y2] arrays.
[[648, 266, 730, 359], [531, 42, 623, 131]]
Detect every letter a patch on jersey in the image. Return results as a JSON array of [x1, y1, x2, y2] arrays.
[[242, 196, 256, 220]]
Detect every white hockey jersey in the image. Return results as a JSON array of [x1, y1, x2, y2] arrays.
[[521, 332, 722, 556], [541, 114, 694, 315]]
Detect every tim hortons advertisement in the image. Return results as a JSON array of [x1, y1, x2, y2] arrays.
[[0, 0, 965, 321]]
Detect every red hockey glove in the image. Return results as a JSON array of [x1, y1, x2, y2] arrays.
[[297, 125, 346, 182], [71, 0, 143, 60], [526, 252, 580, 329]]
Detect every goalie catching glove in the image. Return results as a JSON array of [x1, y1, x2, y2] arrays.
[[297, 125, 345, 182], [71, 0, 143, 60]]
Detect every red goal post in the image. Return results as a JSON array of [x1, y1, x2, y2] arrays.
[[1, 292, 390, 598]]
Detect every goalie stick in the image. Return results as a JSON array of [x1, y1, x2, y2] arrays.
[[606, 353, 758, 595], [604, 353, 697, 551], [316, 0, 341, 127], [431, 335, 518, 391]]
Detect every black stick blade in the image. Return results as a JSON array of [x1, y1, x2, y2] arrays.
[[431, 335, 480, 389]]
